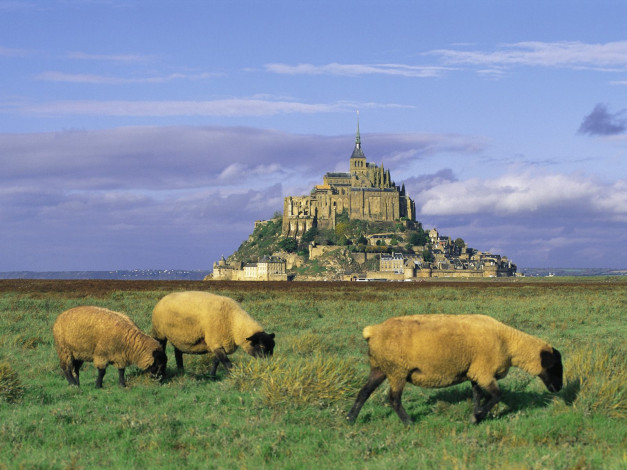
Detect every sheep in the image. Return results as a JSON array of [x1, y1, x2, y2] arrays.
[[53, 306, 167, 388], [151, 291, 275, 377], [346, 314, 563, 425]]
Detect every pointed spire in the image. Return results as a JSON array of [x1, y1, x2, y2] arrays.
[[350, 110, 365, 160], [355, 110, 361, 149]]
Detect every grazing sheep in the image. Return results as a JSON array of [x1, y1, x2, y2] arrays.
[[151, 291, 275, 377], [53, 306, 167, 388], [346, 314, 563, 425]]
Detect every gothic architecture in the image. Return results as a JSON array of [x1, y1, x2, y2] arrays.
[[282, 121, 416, 237]]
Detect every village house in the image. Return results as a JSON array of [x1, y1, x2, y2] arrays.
[[211, 255, 288, 281]]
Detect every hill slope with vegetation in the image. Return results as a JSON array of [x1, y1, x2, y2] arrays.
[[226, 212, 468, 279]]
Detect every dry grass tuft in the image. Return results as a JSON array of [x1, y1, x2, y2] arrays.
[[560, 346, 626, 419], [0, 361, 24, 403], [285, 332, 326, 355], [229, 354, 362, 408]]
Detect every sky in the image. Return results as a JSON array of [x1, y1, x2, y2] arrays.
[[1, 0, 626, 272]]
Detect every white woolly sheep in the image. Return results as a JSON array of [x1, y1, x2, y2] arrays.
[[151, 291, 275, 377], [53, 306, 167, 388], [346, 314, 563, 424]]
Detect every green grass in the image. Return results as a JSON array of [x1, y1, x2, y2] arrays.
[[0, 279, 625, 469]]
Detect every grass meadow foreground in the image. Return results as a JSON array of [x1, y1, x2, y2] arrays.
[[0, 278, 625, 469]]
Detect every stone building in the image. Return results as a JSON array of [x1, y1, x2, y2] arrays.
[[211, 255, 288, 281], [379, 253, 406, 273], [282, 120, 416, 237]]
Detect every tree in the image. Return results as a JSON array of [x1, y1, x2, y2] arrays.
[[301, 227, 318, 244], [278, 237, 298, 253], [335, 221, 349, 239], [409, 231, 428, 246], [356, 235, 368, 245]]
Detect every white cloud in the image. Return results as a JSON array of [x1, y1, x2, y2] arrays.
[[417, 172, 625, 218], [263, 42, 627, 81], [429, 41, 627, 71], [35, 71, 217, 84], [8, 98, 366, 117], [65, 51, 154, 63], [412, 171, 627, 267], [0, 44, 30, 56], [265, 62, 453, 77]]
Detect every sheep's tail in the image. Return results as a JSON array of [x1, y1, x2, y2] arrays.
[[362, 325, 373, 341]]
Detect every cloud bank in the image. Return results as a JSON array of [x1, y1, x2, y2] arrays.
[[265, 41, 627, 80], [1, 126, 624, 271], [430, 41, 627, 71]]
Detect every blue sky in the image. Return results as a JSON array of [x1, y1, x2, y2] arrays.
[[1, 0, 626, 271]]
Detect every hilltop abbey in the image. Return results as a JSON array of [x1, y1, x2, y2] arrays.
[[209, 118, 517, 281], [282, 120, 416, 237]]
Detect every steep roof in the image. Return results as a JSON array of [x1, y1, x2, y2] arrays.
[[351, 113, 365, 159]]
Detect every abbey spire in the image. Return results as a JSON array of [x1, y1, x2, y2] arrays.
[[350, 111, 366, 164], [355, 111, 361, 149]]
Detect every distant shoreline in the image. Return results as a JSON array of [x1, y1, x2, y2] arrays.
[[0, 268, 624, 280], [0, 270, 208, 281]]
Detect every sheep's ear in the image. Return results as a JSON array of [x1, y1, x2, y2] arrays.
[[269, 333, 275, 339]]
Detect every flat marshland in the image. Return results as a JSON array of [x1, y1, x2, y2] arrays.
[[0, 278, 625, 469]]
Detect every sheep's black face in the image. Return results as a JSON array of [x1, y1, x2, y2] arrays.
[[539, 348, 563, 392], [246, 332, 276, 358], [149, 349, 167, 381]]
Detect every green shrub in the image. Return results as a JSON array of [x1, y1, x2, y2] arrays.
[[0, 361, 24, 403]]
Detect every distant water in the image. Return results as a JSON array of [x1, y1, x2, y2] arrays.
[[1, 268, 624, 280], [0, 270, 209, 280], [519, 268, 626, 277]]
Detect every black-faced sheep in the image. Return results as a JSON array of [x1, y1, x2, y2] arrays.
[[151, 291, 275, 377], [346, 314, 563, 425], [53, 306, 167, 388]]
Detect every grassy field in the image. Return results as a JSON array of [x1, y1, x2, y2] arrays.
[[0, 278, 625, 469]]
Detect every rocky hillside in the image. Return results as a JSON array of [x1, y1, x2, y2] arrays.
[[226, 212, 439, 279]]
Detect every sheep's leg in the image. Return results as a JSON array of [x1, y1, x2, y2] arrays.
[[213, 348, 233, 375], [174, 347, 184, 371], [95, 368, 107, 389], [62, 363, 78, 386], [389, 382, 411, 425], [208, 356, 221, 378], [471, 381, 501, 424], [346, 367, 386, 424], [73, 360, 83, 386], [471, 381, 483, 415], [118, 368, 126, 388]]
